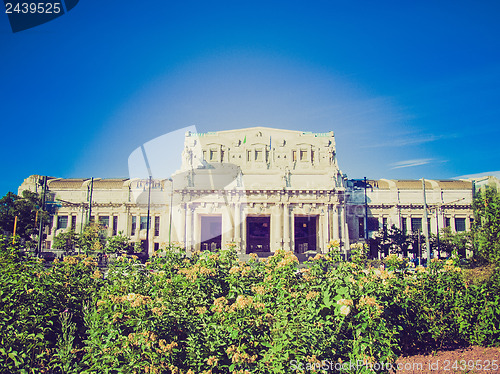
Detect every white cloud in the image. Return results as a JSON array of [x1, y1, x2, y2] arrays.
[[362, 133, 459, 149], [390, 158, 434, 169], [455, 171, 500, 180]]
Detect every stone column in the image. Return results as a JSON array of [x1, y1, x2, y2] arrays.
[[186, 204, 192, 251], [322, 208, 329, 253], [221, 205, 233, 250], [283, 203, 290, 251], [193, 207, 200, 251], [270, 204, 281, 252], [234, 203, 241, 250], [332, 206, 340, 240]]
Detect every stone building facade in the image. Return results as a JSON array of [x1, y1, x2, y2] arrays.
[[18, 127, 478, 256]]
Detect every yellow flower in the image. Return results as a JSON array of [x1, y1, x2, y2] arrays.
[[340, 305, 351, 316], [306, 291, 319, 300], [207, 356, 218, 366], [337, 298, 353, 306], [91, 270, 102, 279]]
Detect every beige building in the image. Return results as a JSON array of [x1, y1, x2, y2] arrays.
[[18, 127, 479, 257]]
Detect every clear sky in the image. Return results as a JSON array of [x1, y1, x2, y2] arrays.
[[1, 0, 500, 195]]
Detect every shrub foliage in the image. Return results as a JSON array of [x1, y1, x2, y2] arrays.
[[0, 238, 499, 374]]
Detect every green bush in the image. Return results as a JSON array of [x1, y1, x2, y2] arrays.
[[1, 238, 500, 373]]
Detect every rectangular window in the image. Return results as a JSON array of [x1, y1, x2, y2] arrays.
[[71, 215, 77, 230], [247, 150, 251, 162], [113, 216, 118, 236], [154, 242, 159, 251], [383, 217, 388, 232], [47, 216, 53, 235], [292, 150, 297, 162], [57, 216, 68, 229], [358, 217, 365, 238], [455, 217, 466, 232], [154, 216, 160, 236], [367, 217, 379, 231], [300, 150, 307, 161], [401, 217, 407, 233], [210, 149, 217, 161], [140, 216, 150, 230], [255, 150, 263, 161], [99, 216, 109, 228], [311, 150, 315, 163], [131, 216, 136, 236], [411, 217, 422, 232], [445, 217, 451, 227]]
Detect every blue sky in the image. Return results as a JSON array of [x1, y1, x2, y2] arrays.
[[1, 0, 500, 195]]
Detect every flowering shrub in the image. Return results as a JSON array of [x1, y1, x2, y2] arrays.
[[1, 236, 499, 373], [0, 236, 101, 372]]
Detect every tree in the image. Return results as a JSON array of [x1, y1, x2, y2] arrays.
[[0, 191, 47, 244], [437, 226, 472, 258], [105, 232, 131, 254], [373, 225, 411, 257], [52, 229, 78, 255], [472, 186, 500, 265], [78, 222, 106, 254]]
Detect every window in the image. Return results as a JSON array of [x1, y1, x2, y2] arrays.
[[401, 217, 407, 233], [411, 217, 422, 232], [445, 217, 451, 228], [247, 150, 251, 162], [112, 216, 118, 236], [131, 216, 136, 236], [140, 216, 150, 230], [71, 215, 77, 230], [57, 216, 68, 229], [292, 150, 297, 162], [383, 217, 388, 232], [154, 216, 160, 236], [255, 150, 263, 161], [47, 216, 53, 235], [300, 150, 307, 161], [358, 217, 365, 238], [455, 218, 466, 232], [311, 151, 315, 163], [99, 216, 109, 228], [428, 218, 432, 234], [367, 217, 379, 231], [209, 149, 218, 162], [154, 242, 160, 251]]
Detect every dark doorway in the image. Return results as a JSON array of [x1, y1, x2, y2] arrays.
[[200, 216, 222, 251], [247, 216, 270, 253], [294, 216, 317, 253]]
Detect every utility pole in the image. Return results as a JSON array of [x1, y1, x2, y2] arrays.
[[364, 177, 369, 241], [422, 178, 431, 265], [87, 177, 94, 224], [145, 176, 152, 254], [36, 176, 47, 256]]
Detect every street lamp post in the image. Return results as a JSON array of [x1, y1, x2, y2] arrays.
[[168, 178, 173, 248], [36, 176, 47, 257], [145, 176, 152, 255]]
